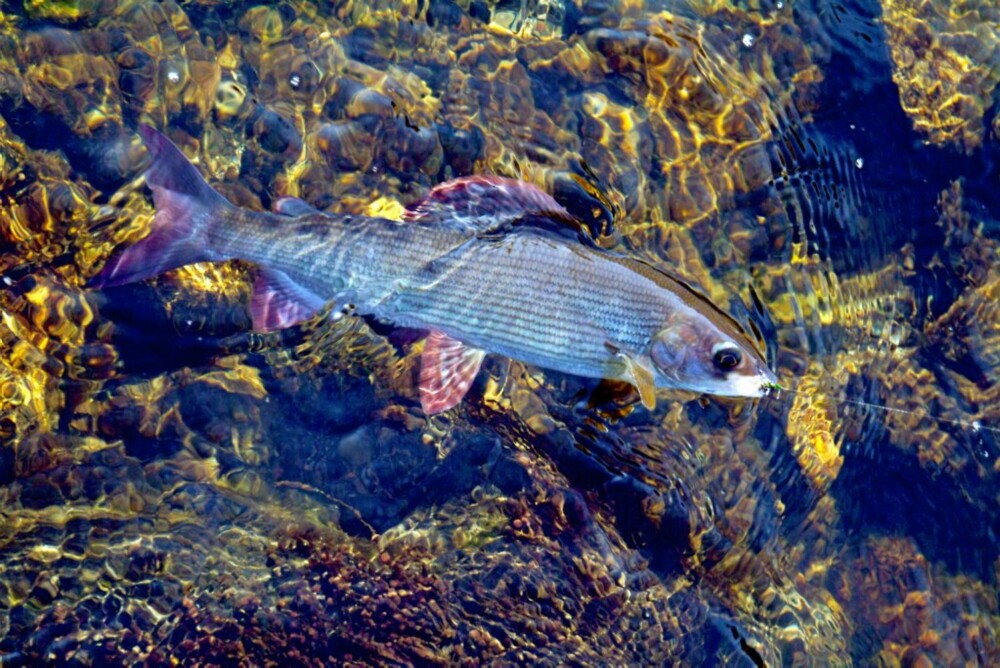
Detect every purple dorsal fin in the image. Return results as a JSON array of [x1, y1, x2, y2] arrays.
[[250, 269, 327, 331], [274, 196, 324, 217], [419, 330, 486, 415], [403, 176, 571, 233]]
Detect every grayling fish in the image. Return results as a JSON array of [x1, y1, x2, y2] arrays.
[[94, 125, 778, 414]]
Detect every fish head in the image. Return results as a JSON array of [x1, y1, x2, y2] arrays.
[[648, 315, 778, 398]]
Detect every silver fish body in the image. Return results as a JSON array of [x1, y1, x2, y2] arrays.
[[209, 209, 724, 384], [94, 125, 778, 413]]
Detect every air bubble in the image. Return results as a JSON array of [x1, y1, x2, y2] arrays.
[[166, 69, 181, 84], [855, 158, 864, 169], [742, 34, 755, 48]]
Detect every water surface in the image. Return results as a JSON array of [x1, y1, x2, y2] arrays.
[[0, 0, 998, 664]]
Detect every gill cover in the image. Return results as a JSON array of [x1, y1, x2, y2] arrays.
[[650, 320, 776, 398]]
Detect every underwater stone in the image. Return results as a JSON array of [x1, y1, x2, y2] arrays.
[[315, 120, 378, 172], [251, 107, 301, 157], [437, 122, 484, 176]]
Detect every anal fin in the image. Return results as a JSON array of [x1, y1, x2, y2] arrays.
[[419, 330, 486, 415], [251, 269, 327, 332]]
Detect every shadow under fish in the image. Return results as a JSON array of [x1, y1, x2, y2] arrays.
[[91, 124, 777, 414]]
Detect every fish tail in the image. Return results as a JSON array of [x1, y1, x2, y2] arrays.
[[91, 124, 233, 287]]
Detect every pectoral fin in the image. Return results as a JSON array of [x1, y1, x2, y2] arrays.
[[620, 353, 657, 410], [419, 330, 486, 415]]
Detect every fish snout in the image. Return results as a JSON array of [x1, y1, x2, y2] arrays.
[[736, 356, 781, 398]]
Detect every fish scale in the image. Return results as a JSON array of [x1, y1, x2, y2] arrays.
[[213, 210, 472, 304], [380, 233, 676, 377], [215, 209, 671, 378]]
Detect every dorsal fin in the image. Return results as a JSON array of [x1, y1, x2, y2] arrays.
[[403, 176, 577, 234], [483, 211, 603, 249]]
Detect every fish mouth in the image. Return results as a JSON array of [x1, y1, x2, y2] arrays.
[[721, 366, 781, 398]]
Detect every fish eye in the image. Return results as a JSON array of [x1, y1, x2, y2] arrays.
[[711, 343, 742, 372]]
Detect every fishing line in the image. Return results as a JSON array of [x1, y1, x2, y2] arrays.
[[761, 382, 1000, 437]]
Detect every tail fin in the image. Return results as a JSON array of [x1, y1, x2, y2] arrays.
[[91, 124, 232, 288]]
